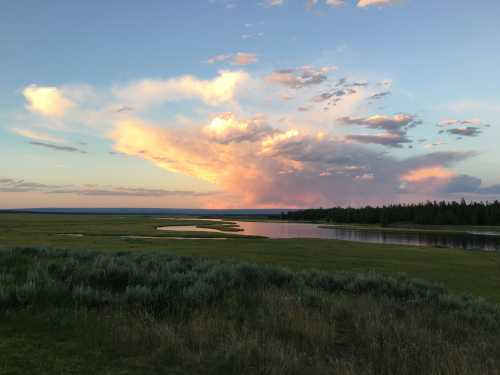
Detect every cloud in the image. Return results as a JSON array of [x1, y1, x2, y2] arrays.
[[266, 66, 337, 89], [338, 114, 419, 132], [29, 141, 87, 154], [205, 54, 232, 64], [368, 91, 391, 100], [0, 178, 58, 193], [12, 65, 492, 207], [354, 173, 374, 181], [338, 114, 420, 147], [266, 0, 284, 6], [312, 89, 356, 103], [109, 116, 482, 207], [345, 132, 411, 148], [447, 127, 482, 137], [424, 140, 446, 149], [357, 0, 400, 7], [205, 52, 258, 66], [440, 175, 500, 196], [232, 52, 259, 65], [401, 166, 456, 183], [115, 70, 250, 108], [23, 85, 74, 117], [0, 177, 216, 197], [47, 188, 216, 197], [437, 118, 488, 138], [326, 0, 346, 6], [10, 128, 65, 143], [204, 112, 275, 144], [265, 0, 400, 10]]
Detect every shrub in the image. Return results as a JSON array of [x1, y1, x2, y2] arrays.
[[1, 247, 499, 328]]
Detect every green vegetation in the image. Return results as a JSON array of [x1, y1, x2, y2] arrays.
[[1, 213, 500, 302], [1, 213, 500, 373], [285, 199, 500, 226], [1, 247, 500, 374]]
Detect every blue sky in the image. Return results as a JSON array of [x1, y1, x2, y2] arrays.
[[1, 0, 499, 208]]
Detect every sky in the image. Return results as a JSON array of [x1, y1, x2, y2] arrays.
[[1, 0, 500, 209]]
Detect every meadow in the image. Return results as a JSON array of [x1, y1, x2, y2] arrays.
[[1, 213, 500, 374], [1, 213, 500, 301]]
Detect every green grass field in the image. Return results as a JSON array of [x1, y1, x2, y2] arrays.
[[1, 213, 500, 302], [1, 213, 500, 374], [1, 247, 500, 375]]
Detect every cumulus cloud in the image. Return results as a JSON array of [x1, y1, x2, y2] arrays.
[[13, 65, 492, 207], [115, 70, 250, 108], [109, 116, 482, 207], [266, 66, 337, 89], [204, 112, 275, 144], [23, 85, 74, 117]]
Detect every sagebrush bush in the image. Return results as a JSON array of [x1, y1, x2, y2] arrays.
[[1, 247, 499, 328]]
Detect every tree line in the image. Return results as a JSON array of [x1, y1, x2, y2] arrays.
[[283, 200, 500, 226]]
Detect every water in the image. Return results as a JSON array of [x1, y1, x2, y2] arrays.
[[158, 221, 500, 251]]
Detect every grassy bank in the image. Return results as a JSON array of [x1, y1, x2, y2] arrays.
[[1, 248, 500, 375]]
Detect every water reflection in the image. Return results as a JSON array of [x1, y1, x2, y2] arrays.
[[158, 221, 500, 251]]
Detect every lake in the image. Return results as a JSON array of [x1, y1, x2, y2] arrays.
[[158, 220, 500, 251]]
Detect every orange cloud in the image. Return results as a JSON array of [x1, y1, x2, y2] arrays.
[[401, 166, 456, 183]]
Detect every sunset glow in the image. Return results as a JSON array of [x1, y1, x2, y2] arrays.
[[1, 1, 499, 209]]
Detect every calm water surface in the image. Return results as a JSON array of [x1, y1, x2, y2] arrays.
[[158, 221, 500, 251]]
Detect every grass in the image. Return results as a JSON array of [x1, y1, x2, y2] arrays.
[[1, 247, 500, 374], [1, 211, 500, 374], [1, 213, 500, 302]]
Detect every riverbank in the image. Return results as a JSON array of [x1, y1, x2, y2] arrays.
[[319, 223, 500, 235]]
